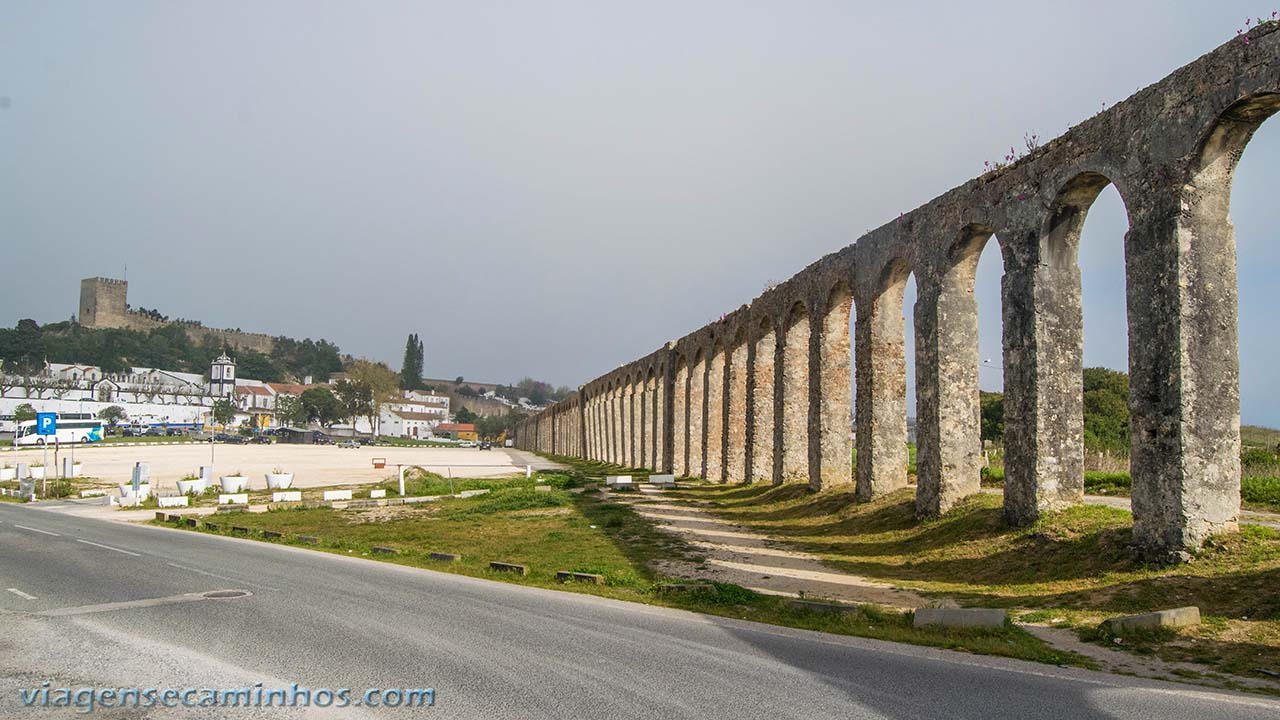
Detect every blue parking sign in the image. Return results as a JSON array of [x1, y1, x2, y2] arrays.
[[36, 413, 57, 436]]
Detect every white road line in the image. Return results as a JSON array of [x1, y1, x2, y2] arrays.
[[166, 563, 280, 592], [12, 524, 59, 537], [6, 588, 37, 600], [76, 539, 140, 556]]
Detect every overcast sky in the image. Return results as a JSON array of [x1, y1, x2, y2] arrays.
[[2, 2, 1277, 424]]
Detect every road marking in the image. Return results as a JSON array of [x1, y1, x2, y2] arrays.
[[6, 588, 37, 600], [36, 589, 249, 617], [76, 539, 140, 556], [12, 524, 59, 537], [166, 563, 279, 592]]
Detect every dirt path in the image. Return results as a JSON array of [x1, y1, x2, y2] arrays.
[[611, 486, 934, 608]]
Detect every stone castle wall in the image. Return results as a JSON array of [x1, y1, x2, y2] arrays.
[[78, 277, 275, 354]]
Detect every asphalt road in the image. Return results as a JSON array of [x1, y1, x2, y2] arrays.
[[1, 502, 1277, 719]]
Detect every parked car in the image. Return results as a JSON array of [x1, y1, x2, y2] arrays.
[[144, 427, 166, 437], [337, 439, 361, 449], [459, 440, 477, 448], [479, 440, 492, 450], [166, 427, 185, 437], [249, 435, 272, 444], [311, 433, 333, 445], [214, 432, 248, 444]]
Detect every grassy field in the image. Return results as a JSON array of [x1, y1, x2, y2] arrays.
[[155, 468, 1087, 668], [660, 479, 1280, 684], [980, 466, 1280, 513]]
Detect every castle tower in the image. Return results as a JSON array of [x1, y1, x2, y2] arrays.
[[210, 352, 236, 398], [78, 277, 129, 329]]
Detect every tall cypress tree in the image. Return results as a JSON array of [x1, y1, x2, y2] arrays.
[[401, 332, 424, 390]]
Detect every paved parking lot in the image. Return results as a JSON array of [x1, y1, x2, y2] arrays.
[[2, 442, 560, 492]]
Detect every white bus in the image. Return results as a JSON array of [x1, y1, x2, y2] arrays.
[[13, 413, 105, 446]]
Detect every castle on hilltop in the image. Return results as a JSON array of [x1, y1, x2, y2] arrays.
[[77, 276, 276, 354]]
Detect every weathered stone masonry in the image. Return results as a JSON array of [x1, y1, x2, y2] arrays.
[[515, 28, 1280, 560]]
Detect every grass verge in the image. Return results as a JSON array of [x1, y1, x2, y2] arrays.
[[152, 468, 1086, 669], [654, 477, 1280, 686]]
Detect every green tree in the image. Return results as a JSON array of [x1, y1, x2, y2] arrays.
[[400, 333, 424, 390], [333, 379, 373, 436], [1083, 367, 1130, 453], [98, 405, 128, 430], [979, 392, 1004, 444], [300, 387, 342, 428], [455, 407, 478, 424], [273, 394, 308, 427], [211, 399, 237, 427], [346, 359, 399, 437], [13, 403, 36, 424]]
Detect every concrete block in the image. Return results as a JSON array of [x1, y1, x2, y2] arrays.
[[297, 535, 320, 544], [166, 513, 182, 523], [428, 552, 459, 562], [456, 489, 490, 498], [79, 489, 107, 498], [791, 599, 861, 614], [371, 545, 398, 555], [913, 608, 1006, 629], [158, 495, 189, 508], [185, 518, 198, 528], [272, 491, 302, 503], [369, 489, 387, 499], [216, 503, 249, 513], [230, 526, 251, 534], [261, 530, 283, 540], [1101, 607, 1200, 634], [605, 475, 633, 486], [323, 489, 353, 501], [556, 571, 604, 585], [154, 511, 167, 521], [218, 493, 248, 505], [203, 523, 222, 532], [648, 474, 676, 486], [489, 561, 528, 576]]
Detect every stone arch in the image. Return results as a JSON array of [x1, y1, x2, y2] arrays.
[[814, 280, 853, 490], [689, 347, 707, 478], [781, 300, 811, 482], [914, 224, 994, 517], [751, 315, 778, 483], [1126, 93, 1280, 555], [620, 372, 633, 468], [724, 325, 750, 483], [1003, 169, 1133, 525], [705, 338, 728, 482], [672, 352, 690, 476], [855, 258, 911, 501]]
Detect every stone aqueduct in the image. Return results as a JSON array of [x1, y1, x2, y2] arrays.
[[513, 26, 1280, 560]]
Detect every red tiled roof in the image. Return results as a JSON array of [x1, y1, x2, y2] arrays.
[[236, 385, 274, 396], [435, 423, 476, 432]]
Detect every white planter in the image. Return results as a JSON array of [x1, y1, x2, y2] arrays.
[[30, 466, 46, 480], [322, 489, 353, 501], [219, 476, 247, 493], [0, 468, 14, 482], [265, 473, 294, 489], [218, 493, 248, 505], [176, 478, 208, 495], [118, 483, 152, 500]]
